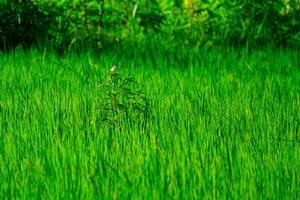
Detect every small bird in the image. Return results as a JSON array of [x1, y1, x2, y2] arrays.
[[111, 64, 119, 75]]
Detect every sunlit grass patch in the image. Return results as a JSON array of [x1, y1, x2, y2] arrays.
[[0, 45, 299, 199]]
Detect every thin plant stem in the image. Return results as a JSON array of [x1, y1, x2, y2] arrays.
[[111, 74, 118, 116]]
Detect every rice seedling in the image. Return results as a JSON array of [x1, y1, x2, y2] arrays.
[[0, 45, 299, 199]]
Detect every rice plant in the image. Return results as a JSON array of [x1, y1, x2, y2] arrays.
[[0, 45, 299, 199]]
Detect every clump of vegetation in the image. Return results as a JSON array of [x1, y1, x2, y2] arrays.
[[96, 64, 149, 129], [1, 0, 300, 49]]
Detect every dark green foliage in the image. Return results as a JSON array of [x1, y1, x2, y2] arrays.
[[227, 0, 300, 47], [0, 0, 55, 49], [0, 0, 300, 49]]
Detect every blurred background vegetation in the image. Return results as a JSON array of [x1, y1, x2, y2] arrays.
[[1, 0, 300, 50]]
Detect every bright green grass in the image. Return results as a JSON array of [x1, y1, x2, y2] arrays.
[[0, 44, 299, 199]]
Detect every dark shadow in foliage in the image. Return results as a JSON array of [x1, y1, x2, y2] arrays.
[[139, 0, 166, 32], [0, 0, 56, 51]]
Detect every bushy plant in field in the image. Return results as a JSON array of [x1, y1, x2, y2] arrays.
[[96, 65, 149, 129]]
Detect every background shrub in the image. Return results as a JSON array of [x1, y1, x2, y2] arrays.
[[0, 0, 299, 50], [0, 0, 56, 49]]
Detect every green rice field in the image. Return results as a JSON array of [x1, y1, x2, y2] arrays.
[[0, 44, 299, 199]]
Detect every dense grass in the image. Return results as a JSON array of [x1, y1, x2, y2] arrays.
[[0, 44, 299, 199]]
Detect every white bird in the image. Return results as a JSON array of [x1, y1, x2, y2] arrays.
[[111, 64, 119, 75]]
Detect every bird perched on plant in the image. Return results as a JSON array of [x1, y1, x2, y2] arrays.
[[111, 64, 119, 75]]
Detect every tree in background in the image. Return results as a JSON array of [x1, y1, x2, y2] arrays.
[[0, 0, 299, 50]]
